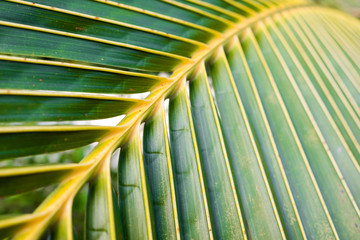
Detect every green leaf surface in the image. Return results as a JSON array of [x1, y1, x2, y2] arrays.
[[272, 15, 360, 200], [0, 60, 160, 94], [0, 24, 183, 72], [242, 29, 336, 239], [118, 131, 153, 240], [52, 199, 74, 240], [143, 106, 178, 239], [254, 22, 360, 238], [208, 48, 284, 239], [225, 36, 305, 239], [86, 164, 113, 240], [297, 11, 360, 108], [279, 13, 360, 142], [189, 63, 244, 239], [27, 0, 216, 43], [0, 1, 200, 58], [115, 0, 230, 32], [0, 164, 77, 196], [0, 126, 109, 160], [0, 94, 140, 122], [169, 87, 211, 239], [0, 1, 359, 239], [175, 0, 242, 22]]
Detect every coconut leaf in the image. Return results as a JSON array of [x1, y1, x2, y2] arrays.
[[0, 0, 359, 239]]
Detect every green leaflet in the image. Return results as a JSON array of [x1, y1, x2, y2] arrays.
[[0, 127, 108, 160], [86, 160, 120, 240], [225, 37, 305, 239], [189, 63, 244, 239], [0, 25, 182, 72], [173, 0, 242, 22], [273, 15, 360, 204], [118, 131, 153, 240], [242, 29, 336, 238], [0, 1, 200, 58], [25, 0, 216, 43], [0, 164, 77, 196], [169, 87, 211, 239], [143, 106, 178, 239], [0, 94, 140, 122], [254, 22, 360, 238], [52, 198, 74, 240], [200, 0, 253, 16], [280, 13, 360, 143], [208, 48, 284, 239], [110, 0, 230, 32], [297, 12, 360, 108], [0, 60, 160, 94]]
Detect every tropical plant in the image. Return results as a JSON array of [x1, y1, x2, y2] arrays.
[[0, 0, 359, 239]]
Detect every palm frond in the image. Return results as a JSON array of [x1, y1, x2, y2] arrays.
[[0, 0, 359, 239]]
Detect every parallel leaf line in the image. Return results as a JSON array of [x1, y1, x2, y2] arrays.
[[246, 27, 340, 239], [4, 0, 207, 48], [242, 0, 268, 10], [271, 15, 360, 169], [303, 10, 360, 91], [0, 125, 118, 135], [12, 139, 121, 239], [324, 11, 360, 54], [182, 85, 214, 239], [260, 19, 360, 218], [230, 35, 307, 239], [184, 0, 246, 20], [244, 29, 306, 239], [287, 11, 360, 116], [285, 11, 360, 152], [94, 0, 221, 36], [220, 43, 286, 239], [162, 0, 236, 26], [160, 103, 181, 240], [101, 154, 117, 240], [327, 16, 360, 54], [0, 89, 147, 102], [135, 129, 154, 240], [5, 2, 310, 237], [0, 163, 81, 177], [316, 10, 360, 71], [223, 0, 257, 15], [273, 13, 360, 168], [0, 55, 168, 81], [0, 20, 189, 62], [198, 62, 247, 239], [325, 9, 360, 39]]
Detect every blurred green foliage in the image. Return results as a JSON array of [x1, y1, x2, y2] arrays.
[[0, 146, 90, 239]]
